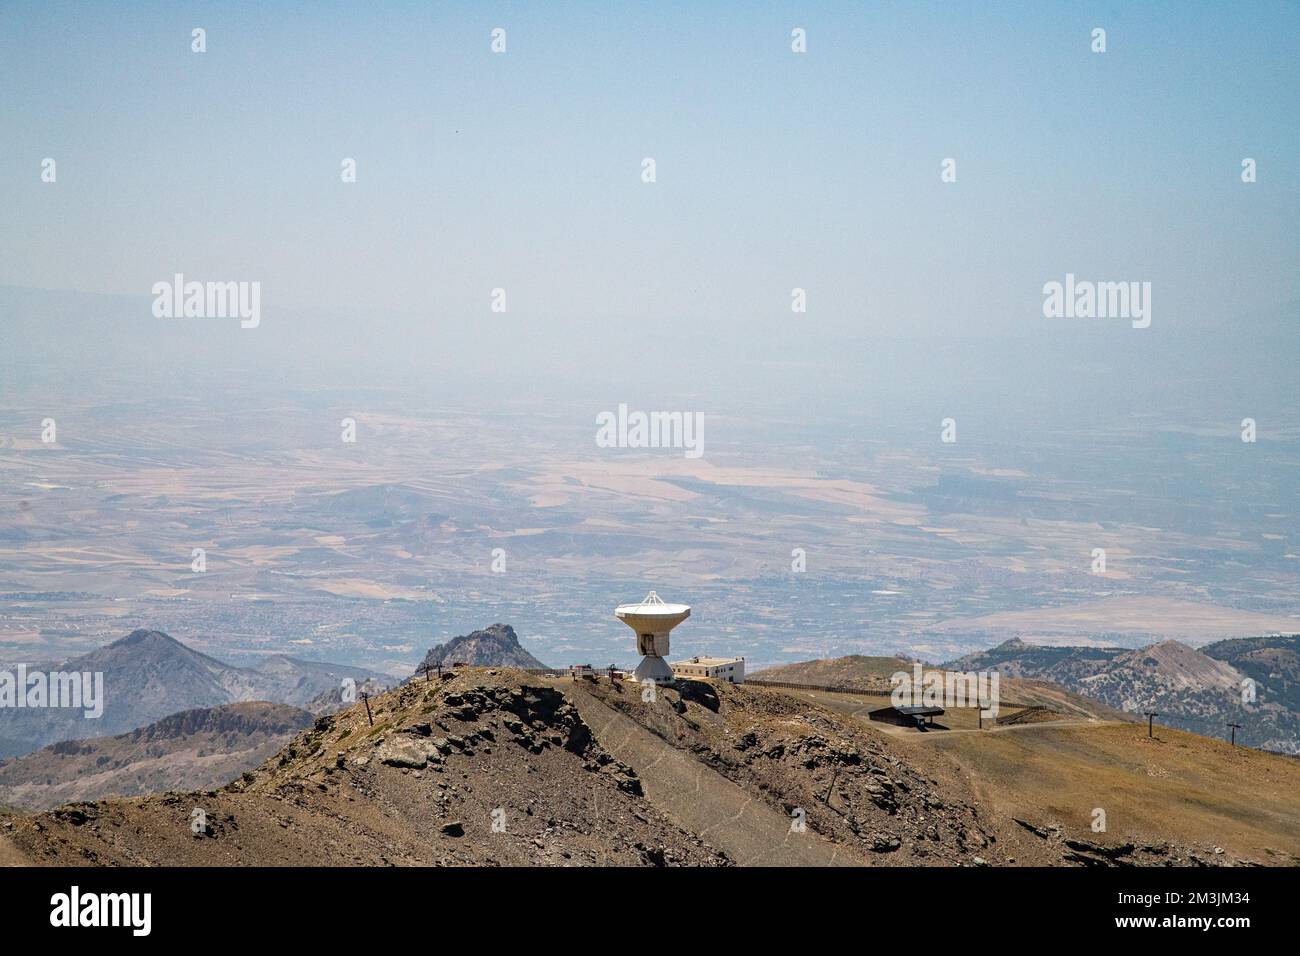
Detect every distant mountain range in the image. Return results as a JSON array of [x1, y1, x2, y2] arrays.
[[0, 701, 313, 811], [0, 623, 549, 804], [414, 624, 546, 673], [946, 635, 1300, 753], [0, 629, 384, 759]]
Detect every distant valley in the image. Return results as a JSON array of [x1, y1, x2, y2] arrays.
[[4, 372, 1299, 674]]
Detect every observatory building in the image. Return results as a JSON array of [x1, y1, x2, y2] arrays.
[[672, 656, 745, 684], [615, 591, 689, 683]]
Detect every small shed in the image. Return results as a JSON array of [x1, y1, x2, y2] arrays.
[[868, 704, 945, 730]]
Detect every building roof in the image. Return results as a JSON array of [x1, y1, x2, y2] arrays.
[[672, 657, 743, 667], [895, 705, 945, 716]]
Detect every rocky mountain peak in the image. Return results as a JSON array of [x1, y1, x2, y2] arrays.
[[115, 629, 184, 650], [416, 624, 546, 673]]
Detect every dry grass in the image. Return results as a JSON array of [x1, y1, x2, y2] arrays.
[[896, 720, 1300, 863]]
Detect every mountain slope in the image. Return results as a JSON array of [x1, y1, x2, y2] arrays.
[[244, 654, 387, 708], [946, 637, 1299, 753], [0, 669, 728, 866], [0, 629, 383, 759], [4, 666, 1287, 867], [1201, 634, 1300, 753], [750, 654, 914, 692], [305, 677, 391, 717], [893, 717, 1300, 866], [0, 702, 312, 811], [415, 624, 546, 672], [751, 653, 1127, 721]]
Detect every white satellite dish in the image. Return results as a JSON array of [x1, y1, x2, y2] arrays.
[[615, 590, 690, 683]]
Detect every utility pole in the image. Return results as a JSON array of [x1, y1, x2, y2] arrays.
[[1228, 722, 1242, 747], [361, 692, 374, 726], [1144, 711, 1158, 738], [822, 767, 840, 805]]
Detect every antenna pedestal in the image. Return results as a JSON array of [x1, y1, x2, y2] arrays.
[[632, 653, 674, 683], [632, 629, 674, 682], [616, 591, 690, 685]]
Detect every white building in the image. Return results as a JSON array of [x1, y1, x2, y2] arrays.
[[671, 656, 745, 684]]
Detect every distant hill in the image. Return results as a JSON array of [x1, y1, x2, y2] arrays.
[[751, 653, 1126, 721], [305, 677, 391, 717], [987, 677, 1132, 721], [750, 655, 914, 692], [1201, 634, 1300, 754], [947, 636, 1299, 753], [245, 653, 389, 708], [0, 629, 383, 759], [0, 702, 313, 811], [415, 624, 546, 673]]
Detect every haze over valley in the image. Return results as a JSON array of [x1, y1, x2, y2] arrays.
[[3, 316, 1297, 676]]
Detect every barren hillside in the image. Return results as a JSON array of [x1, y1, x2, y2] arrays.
[[1, 668, 1292, 867], [0, 702, 312, 811], [750, 655, 913, 692], [0, 669, 726, 866]]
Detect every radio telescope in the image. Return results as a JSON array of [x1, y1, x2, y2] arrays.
[[615, 591, 690, 683]]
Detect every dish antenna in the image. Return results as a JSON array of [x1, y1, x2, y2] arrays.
[[615, 590, 690, 683]]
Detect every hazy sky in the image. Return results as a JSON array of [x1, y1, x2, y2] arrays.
[[2, 2, 1298, 673], [2, 0, 1296, 344]]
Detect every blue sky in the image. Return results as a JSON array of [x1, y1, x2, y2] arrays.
[[1, 0, 1297, 348]]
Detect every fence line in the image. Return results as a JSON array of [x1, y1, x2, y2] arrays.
[[514, 672, 1031, 710], [747, 678, 1035, 710], [746, 678, 892, 697], [522, 666, 627, 681]]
